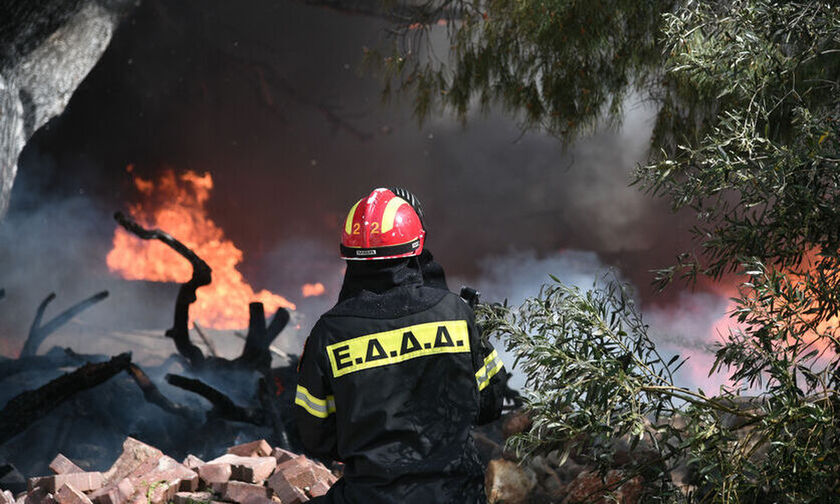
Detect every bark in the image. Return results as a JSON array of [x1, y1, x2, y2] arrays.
[[0, 0, 136, 219]]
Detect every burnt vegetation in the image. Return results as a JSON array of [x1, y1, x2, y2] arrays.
[[0, 212, 301, 488]]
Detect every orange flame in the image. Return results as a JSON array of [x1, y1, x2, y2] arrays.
[[693, 253, 838, 390], [107, 169, 295, 329], [302, 283, 326, 298]]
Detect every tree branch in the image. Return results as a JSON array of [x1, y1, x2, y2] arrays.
[[114, 211, 210, 368], [0, 353, 132, 445], [165, 373, 262, 425], [21, 290, 109, 357]]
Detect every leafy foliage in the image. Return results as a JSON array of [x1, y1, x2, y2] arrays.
[[379, 0, 840, 500], [369, 0, 673, 139], [636, 1, 840, 282], [479, 271, 840, 502]]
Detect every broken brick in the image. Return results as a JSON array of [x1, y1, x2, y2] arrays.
[[128, 456, 198, 493], [54, 484, 92, 504], [103, 438, 163, 485], [274, 457, 304, 473], [196, 463, 231, 485], [485, 459, 535, 504], [28, 473, 103, 494], [238, 496, 274, 504], [23, 487, 52, 504], [127, 480, 179, 504], [282, 467, 317, 491], [226, 440, 272, 458], [268, 473, 308, 504], [212, 481, 270, 503], [307, 463, 336, 485], [266, 472, 310, 504], [88, 478, 135, 504], [206, 455, 275, 484], [49, 456, 83, 476], [561, 470, 643, 504], [172, 492, 213, 504], [181, 456, 204, 471], [269, 448, 296, 465], [306, 481, 330, 498]]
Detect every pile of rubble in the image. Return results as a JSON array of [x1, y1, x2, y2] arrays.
[[483, 412, 644, 504], [4, 438, 336, 504]]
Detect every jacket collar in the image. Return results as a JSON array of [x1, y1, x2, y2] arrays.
[[337, 257, 423, 302]]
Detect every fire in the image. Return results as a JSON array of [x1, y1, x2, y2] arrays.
[[107, 169, 295, 329], [782, 251, 838, 357], [693, 253, 838, 390], [302, 283, 326, 298]]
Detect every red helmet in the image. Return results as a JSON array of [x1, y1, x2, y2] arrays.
[[340, 188, 425, 260]]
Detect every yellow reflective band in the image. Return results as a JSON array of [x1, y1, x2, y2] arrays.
[[483, 349, 499, 368], [344, 199, 362, 235], [380, 196, 409, 234], [475, 349, 498, 380], [326, 320, 471, 378], [476, 350, 504, 391], [295, 384, 336, 419]]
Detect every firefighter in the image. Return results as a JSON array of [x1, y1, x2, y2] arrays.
[[294, 187, 506, 504]]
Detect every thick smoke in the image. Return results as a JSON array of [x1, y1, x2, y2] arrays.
[[646, 291, 739, 392], [467, 249, 733, 392], [0, 0, 732, 434], [0, 159, 174, 351], [466, 249, 613, 390]]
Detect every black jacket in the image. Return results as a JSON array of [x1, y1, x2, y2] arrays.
[[294, 254, 505, 504]]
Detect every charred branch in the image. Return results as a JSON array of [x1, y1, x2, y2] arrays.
[[233, 331, 290, 361], [126, 363, 196, 421], [239, 303, 268, 367], [0, 353, 132, 445], [192, 323, 219, 358], [0, 346, 108, 382], [266, 308, 291, 346], [114, 211, 210, 368], [237, 304, 289, 369], [21, 290, 109, 358], [165, 373, 262, 425]]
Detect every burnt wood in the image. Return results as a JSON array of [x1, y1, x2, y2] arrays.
[[0, 346, 109, 382], [21, 290, 109, 357], [165, 373, 262, 425], [126, 363, 195, 421], [114, 211, 210, 368], [0, 353, 132, 445]]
